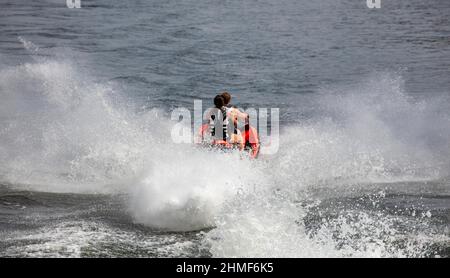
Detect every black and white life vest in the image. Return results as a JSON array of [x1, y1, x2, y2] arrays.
[[209, 107, 229, 141]]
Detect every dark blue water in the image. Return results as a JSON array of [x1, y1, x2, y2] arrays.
[[0, 0, 449, 257]]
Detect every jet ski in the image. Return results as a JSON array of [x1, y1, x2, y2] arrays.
[[197, 123, 260, 159]]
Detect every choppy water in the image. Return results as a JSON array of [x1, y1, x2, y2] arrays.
[[0, 0, 449, 257]]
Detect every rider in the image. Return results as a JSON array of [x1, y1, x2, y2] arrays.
[[221, 91, 248, 122], [205, 95, 229, 143], [220, 91, 246, 149], [221, 91, 259, 157], [204, 94, 244, 149]]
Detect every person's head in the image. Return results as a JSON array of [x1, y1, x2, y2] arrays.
[[221, 91, 231, 106], [214, 95, 225, 109]]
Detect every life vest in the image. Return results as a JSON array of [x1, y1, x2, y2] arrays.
[[209, 107, 229, 141]]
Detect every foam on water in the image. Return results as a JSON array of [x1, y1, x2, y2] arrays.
[[203, 73, 450, 257], [0, 51, 160, 193], [204, 189, 448, 257], [0, 220, 200, 258], [129, 145, 264, 231], [1, 41, 449, 256]]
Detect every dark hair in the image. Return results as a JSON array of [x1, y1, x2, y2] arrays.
[[221, 91, 231, 105], [214, 95, 225, 109]]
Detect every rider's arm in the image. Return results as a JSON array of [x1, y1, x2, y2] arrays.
[[236, 109, 248, 120], [229, 107, 248, 121]]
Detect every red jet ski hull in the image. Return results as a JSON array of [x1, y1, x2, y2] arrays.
[[197, 124, 260, 159]]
